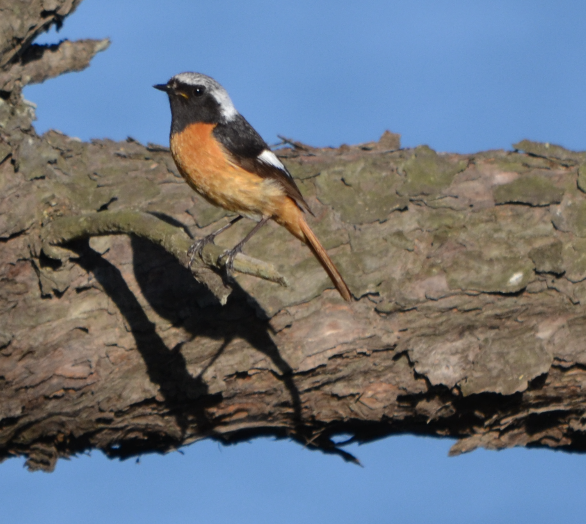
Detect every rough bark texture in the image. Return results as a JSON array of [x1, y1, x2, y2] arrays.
[[3, 0, 586, 472], [0, 0, 84, 70], [0, 38, 110, 93]]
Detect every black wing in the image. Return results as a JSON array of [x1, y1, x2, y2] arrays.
[[213, 114, 313, 215]]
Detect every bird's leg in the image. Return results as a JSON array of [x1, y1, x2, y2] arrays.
[[188, 215, 243, 266], [220, 216, 270, 277]]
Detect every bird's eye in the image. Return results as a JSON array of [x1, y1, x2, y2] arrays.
[[193, 85, 206, 97]]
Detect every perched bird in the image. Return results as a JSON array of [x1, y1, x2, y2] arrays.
[[154, 72, 351, 301]]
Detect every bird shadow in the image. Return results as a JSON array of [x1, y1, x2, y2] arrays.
[[68, 234, 304, 457]]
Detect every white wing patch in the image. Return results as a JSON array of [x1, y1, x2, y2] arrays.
[[258, 149, 290, 177]]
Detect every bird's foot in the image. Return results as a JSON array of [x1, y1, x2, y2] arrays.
[[187, 215, 245, 268], [187, 234, 217, 267], [219, 244, 244, 280]]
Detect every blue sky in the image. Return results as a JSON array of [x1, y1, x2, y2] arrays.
[[7, 1, 586, 522], [3, 436, 584, 524], [25, 0, 586, 153]]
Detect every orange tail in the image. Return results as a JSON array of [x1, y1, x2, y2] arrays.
[[298, 217, 352, 302]]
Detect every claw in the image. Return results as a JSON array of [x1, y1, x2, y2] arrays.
[[187, 215, 243, 268], [187, 235, 214, 266], [219, 245, 243, 278], [218, 217, 270, 280], [193, 216, 270, 282]]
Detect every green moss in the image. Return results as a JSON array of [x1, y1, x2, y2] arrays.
[[398, 145, 467, 197], [283, 159, 332, 180], [445, 251, 534, 293], [385, 231, 414, 251], [493, 175, 564, 206], [513, 140, 586, 165], [418, 208, 466, 231], [315, 157, 407, 224], [309, 210, 349, 251], [563, 240, 586, 282], [492, 157, 529, 173], [553, 199, 586, 238], [529, 241, 564, 274], [493, 152, 554, 172]]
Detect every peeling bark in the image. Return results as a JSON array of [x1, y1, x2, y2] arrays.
[[0, 0, 84, 70], [3, 0, 586, 472], [0, 38, 110, 93]]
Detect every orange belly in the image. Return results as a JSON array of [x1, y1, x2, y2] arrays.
[[170, 122, 287, 221]]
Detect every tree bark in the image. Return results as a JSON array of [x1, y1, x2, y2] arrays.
[[3, 0, 586, 472]]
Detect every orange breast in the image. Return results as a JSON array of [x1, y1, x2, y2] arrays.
[[170, 122, 286, 220]]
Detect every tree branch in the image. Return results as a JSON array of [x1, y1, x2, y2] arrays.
[[41, 210, 289, 301], [4, 0, 586, 473], [0, 39, 111, 92], [0, 0, 84, 70]]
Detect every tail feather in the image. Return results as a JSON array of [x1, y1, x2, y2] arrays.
[[298, 217, 352, 302]]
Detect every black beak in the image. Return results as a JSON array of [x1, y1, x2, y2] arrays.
[[153, 84, 170, 93]]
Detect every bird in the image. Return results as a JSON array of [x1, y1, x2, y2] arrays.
[[154, 72, 352, 302]]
